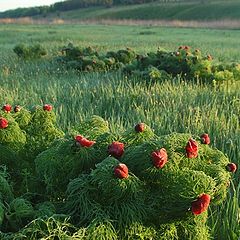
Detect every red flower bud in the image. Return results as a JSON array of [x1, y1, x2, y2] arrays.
[[207, 54, 213, 61], [75, 135, 95, 148], [186, 139, 198, 158], [135, 123, 145, 133], [75, 135, 83, 142], [14, 105, 21, 113], [200, 133, 210, 145], [151, 148, 168, 169], [43, 104, 53, 111], [0, 117, 8, 129], [114, 163, 128, 179], [191, 194, 211, 215], [108, 142, 124, 159], [226, 163, 237, 173], [2, 104, 11, 113]]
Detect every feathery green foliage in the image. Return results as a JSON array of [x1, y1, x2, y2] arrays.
[[35, 137, 98, 198], [0, 167, 14, 203], [121, 123, 156, 147], [25, 106, 64, 159], [72, 115, 109, 140], [0, 112, 26, 152], [13, 108, 31, 130]]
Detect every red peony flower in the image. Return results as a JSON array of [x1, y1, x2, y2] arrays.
[[2, 104, 11, 113], [108, 142, 124, 159], [0, 117, 8, 129], [151, 148, 168, 169], [43, 104, 53, 111], [200, 133, 210, 145], [191, 194, 211, 215], [186, 139, 198, 158], [75, 135, 95, 148], [226, 163, 237, 173], [135, 123, 145, 133], [14, 105, 21, 113], [114, 163, 128, 179]]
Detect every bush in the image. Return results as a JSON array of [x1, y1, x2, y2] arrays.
[[13, 44, 47, 60]]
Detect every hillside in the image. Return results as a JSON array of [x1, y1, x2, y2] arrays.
[[1, 0, 240, 21], [50, 0, 240, 21]]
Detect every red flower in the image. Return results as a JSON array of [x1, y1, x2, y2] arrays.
[[75, 135, 83, 142], [191, 194, 211, 215], [0, 117, 8, 129], [108, 142, 124, 159], [186, 139, 198, 158], [14, 105, 21, 113], [226, 163, 237, 173], [207, 54, 213, 61], [75, 135, 95, 148], [43, 104, 53, 111], [2, 104, 11, 113], [151, 148, 168, 169], [200, 133, 210, 145], [114, 163, 128, 179], [135, 123, 145, 133], [184, 45, 190, 51]]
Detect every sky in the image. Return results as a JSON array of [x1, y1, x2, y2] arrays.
[[0, 0, 60, 12]]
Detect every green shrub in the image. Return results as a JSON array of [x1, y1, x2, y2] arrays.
[[13, 44, 47, 60]]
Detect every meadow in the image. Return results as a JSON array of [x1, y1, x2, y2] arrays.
[[0, 23, 239, 239]]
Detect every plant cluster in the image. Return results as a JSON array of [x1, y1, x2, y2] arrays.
[[57, 43, 136, 72], [56, 44, 240, 85], [0, 104, 237, 239], [13, 44, 47, 60], [124, 45, 240, 84]]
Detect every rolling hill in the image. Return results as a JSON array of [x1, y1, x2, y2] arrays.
[[1, 0, 240, 22]]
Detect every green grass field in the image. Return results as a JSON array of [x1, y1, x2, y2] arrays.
[[0, 23, 240, 239]]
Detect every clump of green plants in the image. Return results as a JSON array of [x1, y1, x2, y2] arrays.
[[64, 131, 236, 239], [13, 43, 47, 60], [0, 104, 237, 239], [57, 44, 240, 84], [25, 104, 64, 160], [12, 106, 31, 130], [57, 43, 136, 71], [0, 104, 26, 152], [124, 46, 240, 84], [71, 115, 110, 140]]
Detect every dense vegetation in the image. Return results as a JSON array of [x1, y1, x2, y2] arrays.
[[0, 24, 239, 239], [0, 107, 236, 239]]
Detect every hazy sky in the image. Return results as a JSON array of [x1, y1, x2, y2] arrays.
[[0, 0, 59, 12]]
